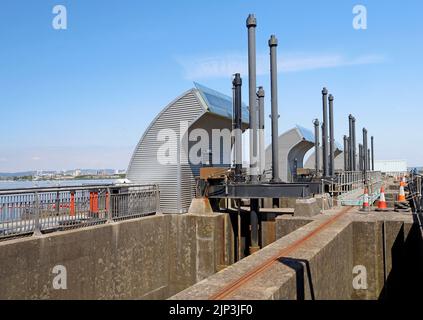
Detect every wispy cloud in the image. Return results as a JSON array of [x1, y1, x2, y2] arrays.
[[177, 52, 386, 80]]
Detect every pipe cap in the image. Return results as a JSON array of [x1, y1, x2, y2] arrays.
[[232, 73, 242, 86], [246, 14, 257, 27], [268, 35, 278, 47], [328, 94, 334, 101], [257, 86, 265, 97], [322, 87, 328, 95]]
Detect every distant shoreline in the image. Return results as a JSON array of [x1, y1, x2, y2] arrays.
[[0, 174, 126, 182], [0, 178, 126, 190]]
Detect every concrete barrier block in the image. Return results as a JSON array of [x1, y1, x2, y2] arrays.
[[294, 198, 321, 217], [188, 198, 213, 215], [314, 193, 332, 210], [279, 197, 297, 208]]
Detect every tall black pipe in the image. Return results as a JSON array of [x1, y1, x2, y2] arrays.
[[322, 88, 329, 177], [343, 135, 349, 171], [269, 35, 280, 182], [359, 144, 363, 171], [348, 115, 353, 171], [368, 149, 371, 172], [371, 136, 375, 171], [313, 119, 320, 175], [257, 87, 265, 178], [247, 14, 258, 183], [329, 94, 335, 177], [250, 198, 259, 253], [363, 128, 368, 182], [352, 117, 357, 171], [232, 73, 243, 182]]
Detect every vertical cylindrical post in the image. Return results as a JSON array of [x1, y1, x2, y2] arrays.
[[257, 87, 265, 178], [55, 191, 60, 216], [322, 88, 329, 177], [343, 135, 349, 171], [352, 117, 357, 171], [106, 187, 113, 222], [155, 184, 161, 214], [94, 192, 98, 214], [313, 119, 320, 175], [89, 192, 93, 213], [269, 35, 280, 182], [70, 191, 75, 217], [293, 158, 298, 182], [359, 144, 363, 171], [34, 192, 41, 236], [363, 128, 368, 183], [348, 115, 353, 171], [371, 136, 375, 171], [247, 14, 258, 182], [367, 149, 371, 173], [250, 198, 260, 254], [329, 94, 335, 177], [233, 73, 243, 182]]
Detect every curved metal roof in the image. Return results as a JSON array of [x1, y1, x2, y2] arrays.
[[296, 124, 343, 151], [194, 82, 249, 124], [295, 125, 315, 143]]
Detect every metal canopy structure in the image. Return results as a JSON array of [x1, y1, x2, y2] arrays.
[[127, 83, 249, 213], [305, 144, 344, 172], [264, 125, 316, 182]]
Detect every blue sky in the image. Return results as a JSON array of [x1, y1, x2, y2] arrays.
[[0, 0, 422, 171]]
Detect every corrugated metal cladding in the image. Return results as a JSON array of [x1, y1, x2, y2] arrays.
[[127, 90, 206, 213], [127, 84, 241, 214]]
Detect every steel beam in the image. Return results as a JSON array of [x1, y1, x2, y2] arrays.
[[207, 183, 318, 199]]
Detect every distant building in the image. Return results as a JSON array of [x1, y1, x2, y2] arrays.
[[73, 169, 82, 177]]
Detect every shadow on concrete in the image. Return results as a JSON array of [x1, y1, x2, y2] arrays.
[[379, 216, 423, 300], [278, 257, 315, 300]]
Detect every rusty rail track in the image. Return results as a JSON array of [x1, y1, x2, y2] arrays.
[[209, 206, 353, 300]]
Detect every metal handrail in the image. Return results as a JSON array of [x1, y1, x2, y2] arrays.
[[0, 184, 160, 240], [0, 183, 158, 195]]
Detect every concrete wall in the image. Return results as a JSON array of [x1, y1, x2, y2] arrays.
[[2, 208, 421, 300], [0, 213, 233, 300], [172, 211, 423, 300], [172, 217, 354, 300]]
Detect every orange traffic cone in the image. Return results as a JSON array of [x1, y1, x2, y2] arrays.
[[376, 186, 388, 211], [400, 176, 406, 187], [398, 185, 406, 202], [360, 187, 370, 212]]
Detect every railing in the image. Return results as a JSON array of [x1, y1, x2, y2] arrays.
[[0, 184, 159, 240], [408, 172, 422, 213], [325, 171, 382, 196]]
